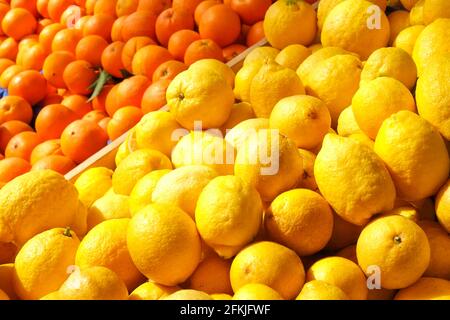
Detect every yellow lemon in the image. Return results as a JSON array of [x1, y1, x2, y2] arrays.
[[211, 293, 232, 300], [71, 200, 88, 237], [352, 77, 416, 139], [419, 220, 450, 280], [296, 149, 318, 191], [275, 44, 312, 70], [220, 102, 255, 133], [129, 282, 179, 300], [39, 291, 61, 300], [296, 280, 350, 300], [336, 244, 358, 263], [388, 10, 411, 44], [127, 203, 201, 286], [225, 118, 269, 151], [394, 277, 450, 300], [230, 241, 305, 300], [188, 59, 235, 88], [393, 25, 426, 55], [374, 111, 449, 201], [337, 106, 361, 137], [233, 283, 283, 300], [115, 129, 138, 166], [234, 61, 263, 102], [436, 180, 450, 232], [74, 167, 113, 208], [162, 289, 212, 300], [357, 215, 430, 289], [309, 43, 323, 53], [13, 228, 80, 300], [0, 263, 17, 299], [0, 242, 16, 265], [326, 213, 363, 251], [423, 0, 450, 24], [195, 176, 263, 258], [381, 206, 420, 222], [315, 134, 396, 225], [348, 133, 375, 149], [87, 190, 130, 229], [409, 0, 425, 24], [243, 46, 279, 67], [401, 0, 421, 10]]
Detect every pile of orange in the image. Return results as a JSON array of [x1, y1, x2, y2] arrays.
[[0, 0, 270, 187]]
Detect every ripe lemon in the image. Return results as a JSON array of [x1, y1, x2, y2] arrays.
[[336, 245, 358, 263], [393, 25, 426, 55], [129, 282, 179, 300], [0, 263, 16, 299], [296, 280, 349, 300], [265, 189, 334, 256], [419, 220, 450, 280], [188, 59, 235, 88], [321, 0, 390, 60], [134, 111, 183, 157], [0, 242, 16, 265], [195, 176, 263, 258], [152, 165, 218, 218], [235, 132, 303, 202], [263, 0, 317, 49], [0, 170, 79, 245], [225, 118, 269, 151], [230, 241, 305, 300], [401, 0, 421, 10], [243, 46, 279, 67], [112, 149, 172, 195], [337, 106, 362, 137], [269, 95, 331, 150], [296, 149, 318, 191], [374, 111, 449, 201], [416, 54, 450, 139], [360, 47, 418, 90], [306, 257, 368, 300], [13, 228, 80, 300], [381, 206, 420, 222], [315, 134, 396, 225], [115, 130, 138, 166], [39, 291, 61, 300], [352, 77, 416, 139], [357, 215, 430, 289], [409, 0, 425, 24], [71, 200, 88, 237], [74, 167, 113, 208], [275, 44, 312, 70], [76, 219, 144, 291], [162, 289, 212, 300], [167, 69, 234, 130], [423, 0, 450, 24], [233, 283, 283, 300], [388, 10, 411, 44], [436, 180, 450, 232], [129, 169, 171, 216], [234, 61, 263, 102], [59, 266, 128, 300], [220, 102, 255, 133], [87, 190, 130, 229], [394, 277, 450, 300], [348, 133, 375, 149], [211, 293, 232, 300], [127, 203, 201, 286]]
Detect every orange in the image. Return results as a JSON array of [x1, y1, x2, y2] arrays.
[[0, 157, 31, 188], [105, 84, 120, 116], [141, 78, 170, 114], [5, 131, 43, 161], [0, 96, 33, 125], [60, 5, 85, 27], [43, 51, 76, 89], [76, 35, 108, 67], [38, 93, 64, 108], [230, 0, 271, 25], [38, 23, 65, 53], [112, 75, 151, 113], [199, 4, 241, 47], [0, 65, 25, 88], [97, 117, 110, 132], [0, 120, 32, 153], [107, 106, 143, 140], [137, 0, 171, 15], [47, 0, 75, 22], [155, 7, 194, 47], [121, 36, 156, 72], [63, 60, 97, 95], [74, 15, 90, 31], [101, 41, 125, 78], [37, 19, 54, 33], [116, 0, 138, 17], [0, 38, 18, 60], [194, 0, 220, 26], [167, 29, 200, 61], [10, 0, 39, 17], [0, 59, 14, 75], [62, 94, 92, 117], [85, 0, 97, 14], [19, 43, 47, 71], [51, 28, 82, 54], [35, 104, 78, 140], [246, 21, 264, 47], [172, 0, 203, 15], [92, 84, 113, 112], [0, 3, 10, 37], [60, 119, 108, 163], [111, 15, 126, 42], [83, 110, 108, 123], [94, 0, 118, 17], [8, 70, 47, 105], [37, 0, 51, 18], [223, 44, 247, 62], [83, 13, 115, 41], [121, 11, 157, 42], [184, 39, 223, 66], [131, 44, 173, 78], [31, 154, 76, 174], [152, 59, 187, 82], [1, 8, 37, 41], [30, 139, 63, 165]]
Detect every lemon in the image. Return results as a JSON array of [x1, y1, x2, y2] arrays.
[[401, 0, 421, 10], [360, 47, 418, 90], [315, 134, 396, 225], [309, 44, 323, 53], [0, 263, 16, 299], [337, 106, 362, 137], [233, 284, 283, 300], [321, 0, 390, 60], [348, 133, 375, 149], [325, 208, 363, 251], [0, 289, 9, 300], [76, 219, 144, 291], [234, 61, 263, 102], [115, 130, 138, 166], [423, 0, 450, 24], [296, 280, 350, 300], [87, 190, 130, 229], [263, 0, 317, 49], [13, 228, 80, 300], [436, 180, 450, 232], [135, 111, 183, 157], [235, 132, 303, 202], [74, 167, 113, 208], [269, 95, 331, 150], [129, 169, 171, 216], [395, 277, 450, 300], [152, 165, 218, 218], [275, 44, 312, 70], [211, 293, 232, 300], [352, 77, 416, 139], [224, 118, 269, 151], [265, 189, 334, 256], [71, 200, 88, 237], [188, 59, 235, 88], [0, 242, 16, 265], [220, 102, 255, 133], [243, 46, 279, 67], [412, 18, 450, 75], [127, 203, 201, 286], [171, 131, 235, 176], [297, 149, 318, 191], [195, 176, 263, 258], [388, 10, 411, 44], [112, 149, 172, 196], [0, 170, 79, 245], [409, 0, 425, 24], [416, 54, 450, 140], [374, 111, 449, 201], [419, 220, 450, 280], [39, 291, 61, 300], [59, 266, 128, 300], [381, 206, 420, 222], [162, 289, 212, 300], [393, 25, 426, 55], [167, 69, 234, 130], [129, 282, 179, 300]]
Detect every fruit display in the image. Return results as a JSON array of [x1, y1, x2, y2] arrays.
[[0, 0, 450, 303]]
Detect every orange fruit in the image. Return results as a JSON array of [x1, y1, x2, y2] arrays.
[[105, 84, 120, 116], [8, 70, 48, 105], [62, 94, 93, 117], [0, 59, 14, 75], [167, 29, 200, 62], [31, 154, 76, 174], [199, 4, 241, 47], [37, 0, 51, 18], [19, 43, 47, 71], [0, 65, 25, 88], [43, 51, 76, 89], [0, 3, 11, 37], [35, 104, 78, 140], [121, 36, 156, 72], [223, 44, 247, 62], [184, 38, 223, 66], [92, 84, 113, 112], [113, 75, 151, 113], [121, 11, 157, 42], [101, 41, 125, 78], [76, 35, 108, 67], [10, 0, 39, 17], [5, 131, 43, 161], [107, 106, 143, 140], [37, 19, 54, 33], [194, 0, 220, 26], [1, 8, 37, 41], [47, 0, 75, 22], [141, 78, 170, 114], [0, 157, 31, 187], [94, 0, 118, 17], [137, 0, 171, 16], [172, 0, 203, 15], [0, 120, 33, 153], [155, 7, 194, 47], [74, 15, 90, 31], [0, 96, 33, 125], [83, 110, 108, 123], [85, 0, 97, 14], [97, 116, 110, 132], [116, 0, 139, 17], [30, 139, 63, 165], [152, 59, 187, 82], [246, 20, 264, 47], [0, 37, 18, 60], [63, 60, 97, 95], [132, 45, 173, 78], [38, 23, 65, 53], [60, 5, 85, 27], [83, 13, 115, 41], [51, 28, 82, 54], [38, 93, 64, 108], [60, 119, 109, 163], [111, 15, 126, 42], [230, 0, 271, 25]]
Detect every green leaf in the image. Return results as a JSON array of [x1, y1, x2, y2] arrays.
[[88, 70, 112, 102]]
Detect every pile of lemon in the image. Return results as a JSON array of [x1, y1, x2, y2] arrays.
[[0, 0, 449, 301]]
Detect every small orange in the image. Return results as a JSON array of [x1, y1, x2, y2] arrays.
[[83, 13, 115, 41], [85, 0, 97, 14], [94, 0, 118, 17], [30, 139, 63, 165], [141, 78, 170, 114], [230, 0, 271, 25], [76, 35, 109, 67], [116, 0, 139, 17], [172, 0, 203, 15], [114, 75, 151, 112], [62, 94, 93, 117], [35, 104, 78, 140], [0, 96, 33, 125], [51, 28, 82, 54], [97, 116, 111, 132], [38, 93, 64, 108], [37, 19, 54, 33], [8, 70, 48, 105], [168, 29, 200, 61], [5, 131, 43, 161], [60, 5, 85, 27], [223, 44, 247, 62], [131, 44, 173, 78], [43, 50, 76, 89], [101, 41, 125, 78], [121, 11, 157, 42], [184, 38, 224, 66], [37, 0, 51, 18], [155, 7, 194, 47], [137, 0, 172, 16], [31, 154, 76, 174], [111, 15, 126, 42], [10, 0, 39, 17], [60, 119, 109, 163], [0, 58, 14, 75], [38, 23, 65, 53], [152, 59, 187, 82], [63, 60, 97, 95], [0, 3, 10, 37], [47, 0, 75, 22], [121, 36, 156, 72], [75, 15, 91, 32], [107, 106, 143, 140], [18, 35, 39, 51], [199, 4, 241, 47], [0, 37, 18, 60], [83, 109, 108, 123], [0, 120, 33, 153], [19, 43, 47, 70], [195, 0, 220, 26], [105, 84, 120, 116], [1, 8, 37, 41], [0, 64, 25, 88], [92, 84, 113, 112], [0, 157, 31, 187], [246, 21, 264, 47]]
